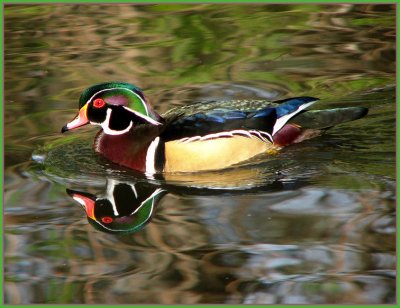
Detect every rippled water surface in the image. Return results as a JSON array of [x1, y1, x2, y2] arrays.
[[4, 4, 396, 304]]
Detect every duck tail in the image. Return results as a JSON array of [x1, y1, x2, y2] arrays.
[[289, 107, 369, 129]]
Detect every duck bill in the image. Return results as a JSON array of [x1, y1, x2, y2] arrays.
[[66, 189, 96, 221], [61, 104, 89, 133]]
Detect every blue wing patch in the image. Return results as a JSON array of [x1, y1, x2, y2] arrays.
[[252, 107, 275, 118], [205, 109, 248, 122], [275, 96, 318, 117]]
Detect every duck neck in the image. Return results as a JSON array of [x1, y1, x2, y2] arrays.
[[94, 125, 165, 173]]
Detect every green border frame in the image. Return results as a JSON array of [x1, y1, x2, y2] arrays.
[[1, 1, 397, 307]]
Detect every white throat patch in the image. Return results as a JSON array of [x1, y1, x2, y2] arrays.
[[96, 108, 133, 135]]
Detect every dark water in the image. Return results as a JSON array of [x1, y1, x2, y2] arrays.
[[4, 4, 396, 304]]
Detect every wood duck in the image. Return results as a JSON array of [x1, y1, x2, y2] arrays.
[[61, 82, 368, 174]]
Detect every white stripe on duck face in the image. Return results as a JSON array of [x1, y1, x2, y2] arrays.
[[176, 129, 273, 144], [272, 100, 316, 136], [87, 87, 163, 126], [122, 106, 163, 126], [87, 87, 148, 113]]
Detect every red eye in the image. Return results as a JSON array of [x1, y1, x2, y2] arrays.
[[101, 216, 113, 224], [93, 98, 106, 108]]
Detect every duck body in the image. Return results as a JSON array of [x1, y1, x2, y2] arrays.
[[62, 82, 368, 174]]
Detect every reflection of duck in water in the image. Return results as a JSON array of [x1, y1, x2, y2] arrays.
[[65, 167, 313, 235], [61, 82, 368, 174], [67, 180, 166, 234]]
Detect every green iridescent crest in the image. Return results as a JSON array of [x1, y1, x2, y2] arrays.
[[77, 82, 162, 126], [114, 88, 149, 116], [79, 82, 146, 112]]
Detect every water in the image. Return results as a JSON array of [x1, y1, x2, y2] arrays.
[[4, 4, 396, 304]]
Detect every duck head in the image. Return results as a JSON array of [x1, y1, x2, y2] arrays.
[[61, 82, 164, 135]]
